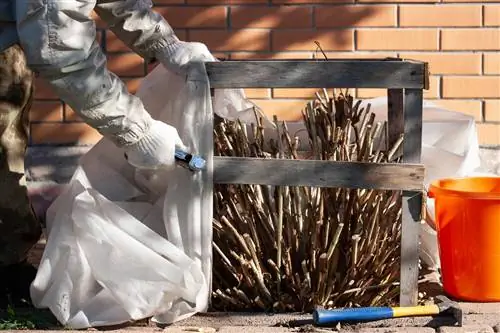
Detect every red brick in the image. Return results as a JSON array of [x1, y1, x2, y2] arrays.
[[484, 100, 500, 122], [272, 0, 354, 3], [400, 5, 481, 27], [321, 51, 396, 59], [189, 30, 271, 51], [91, 10, 106, 29], [30, 101, 64, 122], [485, 53, 500, 74], [359, 0, 437, 2], [154, 6, 226, 28], [153, 0, 185, 3], [356, 29, 439, 51], [107, 53, 144, 77], [477, 123, 500, 146], [399, 53, 481, 75], [442, 0, 499, 3], [357, 76, 440, 99], [272, 30, 354, 51], [106, 31, 131, 52], [31, 123, 102, 145], [34, 77, 58, 100], [231, 6, 312, 29], [272, 88, 322, 99], [63, 104, 81, 122], [187, 0, 267, 3], [230, 52, 313, 59], [244, 89, 271, 99], [433, 100, 483, 120], [315, 5, 396, 27], [442, 76, 500, 98], [441, 29, 500, 50], [485, 5, 500, 26], [253, 99, 309, 121]]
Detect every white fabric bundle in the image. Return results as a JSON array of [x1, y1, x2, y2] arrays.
[[30, 63, 261, 329]]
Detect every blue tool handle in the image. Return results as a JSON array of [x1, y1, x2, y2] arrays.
[[313, 307, 393, 325], [174, 148, 206, 172]]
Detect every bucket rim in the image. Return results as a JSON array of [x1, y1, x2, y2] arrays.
[[428, 176, 500, 200]]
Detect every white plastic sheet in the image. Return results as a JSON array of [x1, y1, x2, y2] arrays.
[[366, 97, 483, 185], [30, 63, 263, 329]]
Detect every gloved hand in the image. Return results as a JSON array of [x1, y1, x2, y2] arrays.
[[124, 119, 187, 170], [155, 38, 217, 76]]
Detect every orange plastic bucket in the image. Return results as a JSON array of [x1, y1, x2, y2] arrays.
[[428, 177, 500, 302]]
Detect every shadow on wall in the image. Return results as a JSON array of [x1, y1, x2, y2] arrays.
[[103, 5, 379, 60], [25, 146, 91, 183], [151, 5, 377, 58], [30, 5, 379, 148]]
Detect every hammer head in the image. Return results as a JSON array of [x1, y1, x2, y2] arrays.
[[435, 295, 463, 327]]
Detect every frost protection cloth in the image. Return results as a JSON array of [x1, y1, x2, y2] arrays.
[[30, 63, 254, 328]]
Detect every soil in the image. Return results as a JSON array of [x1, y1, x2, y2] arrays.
[[0, 261, 37, 309]]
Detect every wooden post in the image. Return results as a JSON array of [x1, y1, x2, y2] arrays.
[[400, 88, 424, 306]]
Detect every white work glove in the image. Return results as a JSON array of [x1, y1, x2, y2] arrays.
[[124, 119, 187, 170], [155, 38, 217, 76]]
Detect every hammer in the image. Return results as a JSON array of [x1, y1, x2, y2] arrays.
[[124, 147, 206, 172], [174, 148, 206, 172], [313, 295, 462, 327]]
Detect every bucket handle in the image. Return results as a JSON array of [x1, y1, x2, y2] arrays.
[[427, 187, 435, 199], [422, 188, 437, 230]]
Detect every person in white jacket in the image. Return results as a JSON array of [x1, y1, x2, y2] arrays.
[[0, 0, 215, 267]]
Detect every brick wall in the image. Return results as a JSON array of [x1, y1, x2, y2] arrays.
[[30, 0, 500, 147]]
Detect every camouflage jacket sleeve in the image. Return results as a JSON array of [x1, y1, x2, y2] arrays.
[[15, 0, 166, 147], [94, 0, 178, 61]]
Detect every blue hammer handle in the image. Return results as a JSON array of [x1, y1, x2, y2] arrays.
[[313, 307, 394, 325], [174, 148, 206, 172]]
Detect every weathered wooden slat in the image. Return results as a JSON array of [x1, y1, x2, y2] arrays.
[[399, 88, 425, 307], [205, 60, 426, 89], [213, 157, 424, 191], [403, 89, 424, 163], [388, 89, 404, 157]]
